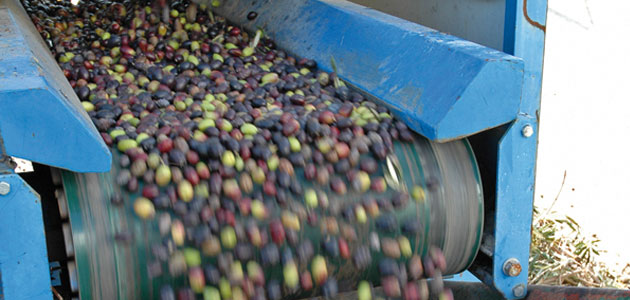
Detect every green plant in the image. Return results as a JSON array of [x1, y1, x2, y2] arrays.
[[529, 206, 630, 288]]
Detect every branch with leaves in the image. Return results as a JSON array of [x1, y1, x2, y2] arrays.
[[529, 206, 630, 288]]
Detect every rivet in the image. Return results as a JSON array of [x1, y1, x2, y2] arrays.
[[521, 124, 534, 138], [513, 283, 526, 298], [0, 181, 10, 196]]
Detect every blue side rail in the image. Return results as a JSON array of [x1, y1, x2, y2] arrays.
[[0, 0, 111, 173], [216, 0, 524, 142]]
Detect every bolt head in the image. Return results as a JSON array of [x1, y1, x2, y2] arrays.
[[521, 125, 534, 138], [513, 284, 526, 298], [503, 258, 522, 277], [0, 181, 10, 196]]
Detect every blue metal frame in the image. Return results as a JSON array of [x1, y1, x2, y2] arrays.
[[0, 171, 52, 300], [0, 0, 111, 173], [491, 0, 547, 298]]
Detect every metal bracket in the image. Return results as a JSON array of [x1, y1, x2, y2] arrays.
[[0, 173, 52, 299], [492, 0, 547, 297]]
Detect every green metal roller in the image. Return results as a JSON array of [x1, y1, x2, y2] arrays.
[[59, 136, 483, 299]]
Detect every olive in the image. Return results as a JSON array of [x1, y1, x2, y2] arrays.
[[322, 278, 338, 299], [285, 228, 299, 246], [330, 177, 347, 194], [261, 243, 280, 266], [376, 214, 397, 232], [266, 280, 282, 300], [392, 191, 410, 209], [423, 256, 436, 277], [269, 220, 285, 245], [276, 171, 291, 188], [234, 243, 254, 261], [430, 247, 447, 272], [352, 246, 371, 270], [408, 255, 424, 280], [160, 285, 176, 300], [301, 271, 313, 291], [358, 281, 372, 300], [379, 258, 400, 276], [402, 218, 422, 234], [382, 276, 402, 297], [338, 238, 350, 259], [360, 157, 378, 173], [321, 236, 339, 257], [281, 247, 294, 266], [177, 288, 195, 300], [296, 240, 314, 264]]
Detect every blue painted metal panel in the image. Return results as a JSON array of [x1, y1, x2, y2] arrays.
[[0, 172, 52, 300], [215, 0, 524, 142], [492, 0, 547, 298], [349, 0, 507, 52], [0, 0, 111, 172]]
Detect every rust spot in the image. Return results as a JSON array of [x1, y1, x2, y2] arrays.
[[523, 0, 546, 33]]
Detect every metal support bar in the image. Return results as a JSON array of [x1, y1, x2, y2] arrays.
[[0, 173, 52, 300], [491, 0, 548, 298]]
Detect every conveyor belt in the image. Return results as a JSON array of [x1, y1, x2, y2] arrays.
[[59, 136, 482, 299]]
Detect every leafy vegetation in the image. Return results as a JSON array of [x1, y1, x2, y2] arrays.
[[529, 206, 630, 288]]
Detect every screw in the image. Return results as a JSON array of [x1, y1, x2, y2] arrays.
[[521, 124, 534, 138], [503, 258, 522, 277], [0, 181, 10, 196], [513, 284, 526, 298]]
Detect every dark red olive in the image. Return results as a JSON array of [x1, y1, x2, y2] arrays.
[[142, 184, 159, 199], [269, 220, 285, 245]]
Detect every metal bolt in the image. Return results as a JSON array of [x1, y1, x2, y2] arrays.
[[513, 284, 526, 298], [503, 258, 522, 277], [521, 124, 534, 138], [0, 181, 10, 196]]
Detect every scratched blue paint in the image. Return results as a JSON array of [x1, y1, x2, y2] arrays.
[[493, 0, 547, 298], [215, 0, 524, 142], [0, 0, 111, 172], [0, 173, 52, 300]]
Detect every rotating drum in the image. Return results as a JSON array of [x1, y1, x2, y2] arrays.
[[59, 135, 483, 299]]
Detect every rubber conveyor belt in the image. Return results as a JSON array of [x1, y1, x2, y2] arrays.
[[59, 136, 483, 299]]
